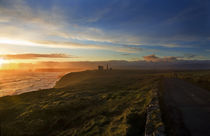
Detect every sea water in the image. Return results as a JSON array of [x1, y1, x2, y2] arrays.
[[0, 72, 65, 97]]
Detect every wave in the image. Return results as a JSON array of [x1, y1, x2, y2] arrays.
[[0, 72, 65, 97]]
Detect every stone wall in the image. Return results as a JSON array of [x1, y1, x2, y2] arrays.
[[145, 89, 166, 136]]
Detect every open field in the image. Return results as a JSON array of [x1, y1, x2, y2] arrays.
[[0, 70, 161, 136]]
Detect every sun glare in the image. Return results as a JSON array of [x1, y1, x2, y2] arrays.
[[0, 58, 6, 67], [0, 38, 36, 46]]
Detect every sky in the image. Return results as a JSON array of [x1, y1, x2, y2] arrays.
[[0, 0, 210, 69]]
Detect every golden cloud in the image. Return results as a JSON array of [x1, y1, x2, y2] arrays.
[[0, 54, 74, 60], [143, 54, 178, 62]]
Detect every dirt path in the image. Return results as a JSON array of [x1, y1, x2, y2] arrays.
[[162, 78, 210, 136]]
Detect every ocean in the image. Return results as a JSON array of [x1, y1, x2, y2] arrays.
[[0, 72, 66, 97]]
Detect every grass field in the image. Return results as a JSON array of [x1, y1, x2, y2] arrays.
[[0, 70, 161, 136]]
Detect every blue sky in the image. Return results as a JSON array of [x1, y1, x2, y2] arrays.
[[0, 0, 209, 63]]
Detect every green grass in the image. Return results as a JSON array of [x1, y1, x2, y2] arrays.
[[0, 70, 160, 136]]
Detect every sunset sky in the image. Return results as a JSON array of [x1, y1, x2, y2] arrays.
[[0, 0, 210, 69]]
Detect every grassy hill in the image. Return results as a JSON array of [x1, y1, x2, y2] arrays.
[[0, 70, 161, 136]]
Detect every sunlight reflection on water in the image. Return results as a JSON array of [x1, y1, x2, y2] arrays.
[[0, 72, 65, 97]]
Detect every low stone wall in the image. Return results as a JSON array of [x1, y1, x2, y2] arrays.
[[145, 89, 166, 136]]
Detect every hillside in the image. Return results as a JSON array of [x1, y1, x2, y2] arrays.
[[0, 70, 160, 136]]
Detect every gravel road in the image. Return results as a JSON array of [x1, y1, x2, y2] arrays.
[[162, 78, 210, 136]]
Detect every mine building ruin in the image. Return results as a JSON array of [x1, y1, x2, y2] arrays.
[[98, 64, 112, 71], [98, 65, 104, 70]]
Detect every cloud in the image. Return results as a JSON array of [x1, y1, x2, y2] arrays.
[[0, 0, 68, 41], [0, 0, 141, 47], [0, 0, 64, 26], [0, 38, 143, 53], [143, 54, 178, 62], [0, 54, 73, 60], [182, 54, 197, 59], [121, 53, 130, 56], [0, 0, 209, 59], [0, 0, 144, 53], [0, 0, 192, 49], [37, 40, 143, 53]]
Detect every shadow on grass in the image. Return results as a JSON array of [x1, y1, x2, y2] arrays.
[[126, 112, 146, 136]]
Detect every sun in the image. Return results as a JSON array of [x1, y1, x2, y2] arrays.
[[0, 58, 6, 66]]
